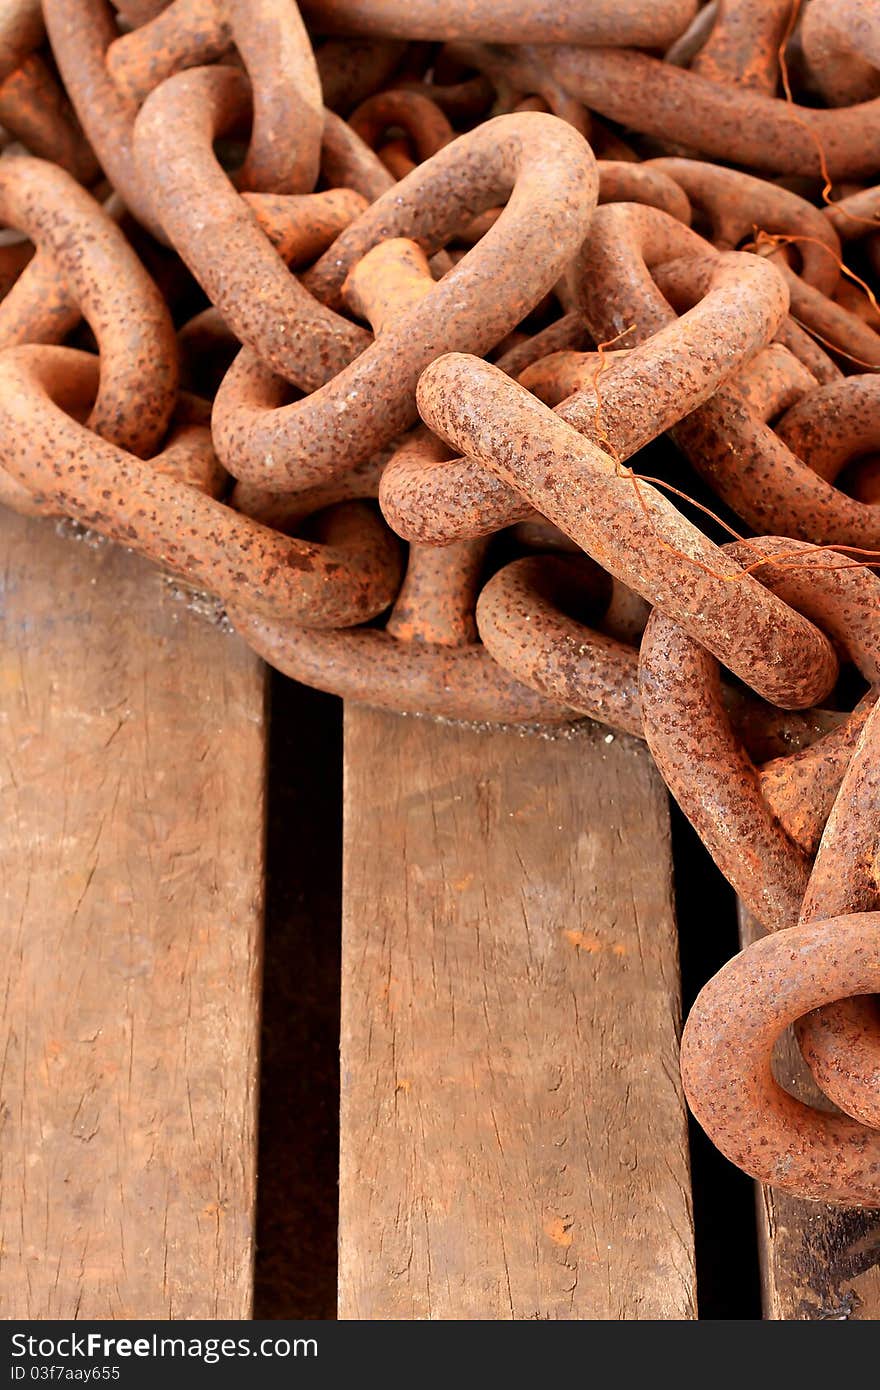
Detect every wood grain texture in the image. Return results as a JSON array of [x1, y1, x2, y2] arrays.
[[0, 512, 266, 1319], [739, 907, 880, 1321], [339, 707, 695, 1320]]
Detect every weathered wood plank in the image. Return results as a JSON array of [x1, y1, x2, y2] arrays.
[[739, 906, 880, 1321], [0, 511, 266, 1319], [339, 708, 695, 1320]]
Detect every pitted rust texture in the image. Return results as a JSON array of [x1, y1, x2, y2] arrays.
[[645, 157, 842, 295], [796, 699, 880, 1130], [320, 106, 397, 201], [639, 535, 880, 934], [801, 0, 880, 108], [415, 352, 837, 711], [107, 0, 324, 194], [672, 350, 880, 548], [682, 693, 880, 1202], [573, 231, 880, 547], [43, 0, 163, 235], [476, 554, 644, 736], [212, 112, 598, 490], [380, 223, 791, 545], [596, 162, 691, 225], [0, 346, 403, 625], [680, 912, 880, 1207], [0, 47, 97, 183], [134, 65, 370, 385], [106, 0, 234, 106], [526, 42, 880, 180], [315, 36, 406, 114], [298, 0, 699, 48], [5, 0, 880, 1200], [472, 549, 838, 758], [227, 603, 578, 725], [348, 88, 453, 167], [0, 154, 177, 457], [775, 376, 880, 488], [690, 0, 792, 95]]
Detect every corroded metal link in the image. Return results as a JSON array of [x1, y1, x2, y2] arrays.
[[665, 0, 719, 68], [757, 695, 876, 859], [635, 167, 880, 364], [536, 44, 880, 180], [801, 0, 880, 108], [316, 36, 405, 114], [796, 699, 880, 1129], [0, 246, 82, 354], [639, 535, 880, 928], [0, 49, 97, 183], [690, 0, 792, 95], [244, 186, 368, 265], [106, 0, 233, 104], [646, 157, 842, 296], [0, 346, 403, 625], [107, 0, 324, 194], [300, 112, 596, 308], [298, 0, 698, 48], [0, 0, 44, 85], [627, 254, 880, 547], [212, 111, 597, 490], [476, 555, 644, 737], [670, 348, 880, 548], [596, 162, 691, 225], [680, 913, 880, 1206], [445, 38, 593, 137], [639, 611, 812, 936], [823, 183, 880, 241], [320, 107, 396, 201], [0, 386, 225, 516], [135, 65, 370, 385], [384, 539, 489, 647], [227, 604, 577, 725], [380, 232, 789, 545], [416, 353, 837, 710], [43, 0, 162, 234], [226, 229, 576, 727], [348, 88, 453, 164], [775, 376, 880, 485], [474, 550, 846, 759], [0, 155, 177, 458], [680, 680, 880, 1177], [112, 0, 168, 21]]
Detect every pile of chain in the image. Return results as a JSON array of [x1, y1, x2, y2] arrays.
[[0, 0, 878, 1205]]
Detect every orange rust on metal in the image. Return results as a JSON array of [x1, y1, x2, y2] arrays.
[[691, 0, 793, 95], [0, 155, 177, 457], [298, 0, 699, 48], [212, 112, 597, 489], [416, 353, 836, 711], [0, 346, 403, 624], [681, 912, 880, 1206], [3, 0, 880, 1205], [639, 535, 880, 934]]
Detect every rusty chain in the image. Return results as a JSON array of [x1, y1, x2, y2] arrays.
[[0, 0, 877, 1204]]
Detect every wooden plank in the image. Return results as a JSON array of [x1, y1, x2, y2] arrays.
[[339, 707, 696, 1320], [739, 906, 880, 1321], [0, 510, 266, 1319]]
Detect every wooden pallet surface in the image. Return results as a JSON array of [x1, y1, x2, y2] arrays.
[[0, 512, 265, 1319], [338, 707, 696, 1320]]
